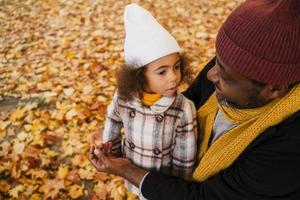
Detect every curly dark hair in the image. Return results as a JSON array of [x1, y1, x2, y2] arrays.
[[116, 53, 193, 101]]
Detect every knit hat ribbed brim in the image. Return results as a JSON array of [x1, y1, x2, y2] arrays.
[[216, 0, 300, 86]]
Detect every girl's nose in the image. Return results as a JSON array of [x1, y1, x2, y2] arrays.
[[168, 69, 177, 82]]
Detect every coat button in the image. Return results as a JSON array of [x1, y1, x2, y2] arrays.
[[129, 142, 135, 150], [129, 110, 135, 118], [155, 114, 164, 122], [153, 148, 161, 155]]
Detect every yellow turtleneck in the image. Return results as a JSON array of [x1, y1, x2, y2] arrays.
[[141, 92, 161, 106]]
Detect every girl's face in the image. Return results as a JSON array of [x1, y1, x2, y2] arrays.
[[144, 53, 181, 96]]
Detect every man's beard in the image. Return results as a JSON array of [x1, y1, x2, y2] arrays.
[[218, 88, 269, 109]]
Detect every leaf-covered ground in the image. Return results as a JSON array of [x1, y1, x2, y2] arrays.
[[0, 0, 242, 199]]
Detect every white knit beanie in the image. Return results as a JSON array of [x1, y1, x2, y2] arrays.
[[124, 3, 181, 67]]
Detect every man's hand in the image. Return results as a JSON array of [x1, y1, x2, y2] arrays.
[[88, 145, 148, 187]]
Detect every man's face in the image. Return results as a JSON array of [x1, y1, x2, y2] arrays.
[[207, 55, 269, 109]]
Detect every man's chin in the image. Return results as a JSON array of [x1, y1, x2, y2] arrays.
[[217, 98, 240, 108]]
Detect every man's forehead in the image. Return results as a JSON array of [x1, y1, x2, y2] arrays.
[[216, 54, 230, 72], [216, 53, 252, 82]]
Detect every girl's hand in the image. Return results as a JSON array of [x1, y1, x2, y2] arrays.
[[89, 145, 104, 170], [88, 145, 131, 176], [99, 142, 113, 156], [88, 145, 148, 187]]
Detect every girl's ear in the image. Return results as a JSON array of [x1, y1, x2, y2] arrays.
[[260, 85, 289, 100]]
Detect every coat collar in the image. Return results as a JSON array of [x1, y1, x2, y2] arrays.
[[130, 94, 176, 113]]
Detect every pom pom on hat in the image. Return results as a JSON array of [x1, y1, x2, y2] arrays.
[[124, 3, 181, 67]]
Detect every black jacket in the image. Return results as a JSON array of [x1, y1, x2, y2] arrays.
[[141, 58, 300, 200]]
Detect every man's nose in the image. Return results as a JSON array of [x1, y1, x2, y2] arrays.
[[207, 65, 219, 84]]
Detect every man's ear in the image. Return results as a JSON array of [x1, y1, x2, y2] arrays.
[[260, 85, 289, 100]]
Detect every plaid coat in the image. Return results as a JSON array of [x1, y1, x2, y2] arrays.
[[103, 91, 198, 194]]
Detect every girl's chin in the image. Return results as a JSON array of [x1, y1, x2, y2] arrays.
[[163, 90, 177, 96]]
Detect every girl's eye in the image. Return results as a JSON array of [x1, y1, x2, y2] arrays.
[[174, 64, 181, 70], [158, 70, 166, 75]]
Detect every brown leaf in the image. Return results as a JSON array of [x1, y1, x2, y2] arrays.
[[0, 180, 10, 192], [44, 134, 62, 145]]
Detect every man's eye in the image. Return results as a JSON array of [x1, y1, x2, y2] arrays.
[[221, 75, 234, 84], [221, 75, 228, 82]]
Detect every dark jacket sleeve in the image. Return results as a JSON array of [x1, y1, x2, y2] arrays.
[[182, 57, 216, 109], [141, 112, 300, 200]]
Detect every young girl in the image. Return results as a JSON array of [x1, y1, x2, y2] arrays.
[[98, 3, 198, 196]]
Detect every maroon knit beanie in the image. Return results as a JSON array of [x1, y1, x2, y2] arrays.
[[216, 0, 300, 86]]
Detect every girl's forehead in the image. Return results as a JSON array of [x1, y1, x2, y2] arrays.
[[146, 53, 180, 69]]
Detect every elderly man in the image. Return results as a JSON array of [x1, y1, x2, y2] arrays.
[[89, 0, 300, 199]]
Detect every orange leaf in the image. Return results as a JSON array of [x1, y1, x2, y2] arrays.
[[39, 179, 64, 199]]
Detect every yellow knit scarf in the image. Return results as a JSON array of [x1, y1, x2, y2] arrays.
[[141, 92, 161, 106], [193, 84, 300, 181]]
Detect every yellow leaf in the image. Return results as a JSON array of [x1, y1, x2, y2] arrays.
[[0, 141, 11, 157], [64, 50, 75, 59], [81, 94, 94, 104], [127, 190, 138, 200], [9, 184, 24, 198], [13, 140, 26, 155], [65, 108, 77, 120], [27, 169, 48, 180], [9, 107, 27, 122], [78, 167, 94, 180], [72, 154, 89, 167], [0, 129, 6, 140], [97, 95, 108, 103], [31, 119, 47, 135], [93, 181, 108, 200], [63, 87, 75, 97], [0, 120, 10, 130], [52, 109, 65, 121], [57, 164, 69, 180], [82, 84, 93, 95], [19, 177, 42, 185], [107, 178, 126, 200], [17, 131, 28, 141], [24, 185, 39, 197], [68, 184, 84, 199], [110, 187, 125, 200], [44, 148, 59, 157], [30, 193, 42, 200], [11, 159, 21, 179], [42, 91, 57, 98]]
